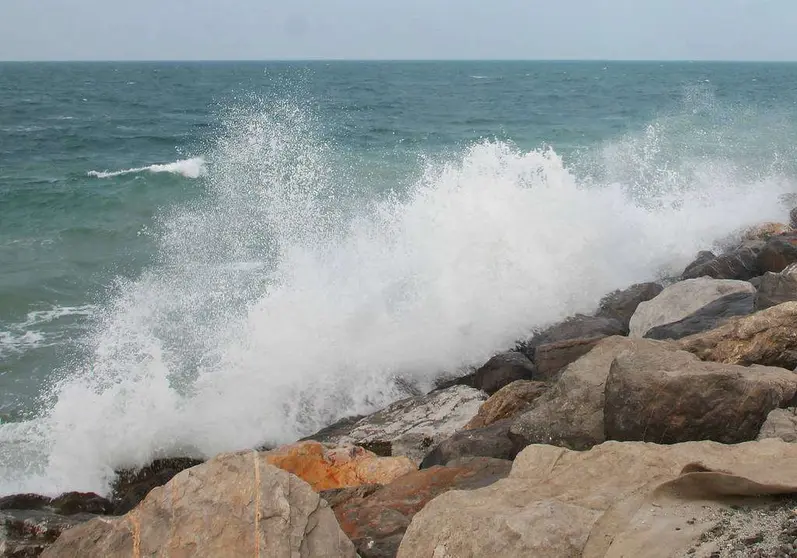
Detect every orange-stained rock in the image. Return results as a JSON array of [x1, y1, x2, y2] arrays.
[[265, 441, 416, 492]]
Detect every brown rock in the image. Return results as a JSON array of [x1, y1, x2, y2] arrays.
[[756, 262, 797, 310], [533, 336, 607, 381], [741, 222, 792, 242], [420, 420, 516, 467], [436, 352, 537, 395], [509, 337, 673, 453], [759, 233, 797, 273], [680, 241, 764, 281], [41, 451, 357, 558], [604, 342, 797, 444], [50, 492, 113, 516], [465, 380, 548, 429], [677, 301, 797, 370], [596, 282, 664, 330], [332, 457, 511, 558], [264, 441, 416, 492]]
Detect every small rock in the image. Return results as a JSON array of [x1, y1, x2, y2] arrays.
[[465, 380, 548, 429], [757, 263, 797, 310], [596, 282, 664, 331], [437, 352, 537, 395], [420, 419, 515, 467], [50, 492, 113, 516], [758, 408, 797, 443], [759, 233, 797, 273]]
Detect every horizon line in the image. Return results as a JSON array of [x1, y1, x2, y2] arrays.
[[2, 58, 797, 64]]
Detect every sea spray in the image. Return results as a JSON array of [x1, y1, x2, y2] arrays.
[[0, 98, 794, 496]]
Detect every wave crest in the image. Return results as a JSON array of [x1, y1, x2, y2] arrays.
[[88, 157, 207, 179]]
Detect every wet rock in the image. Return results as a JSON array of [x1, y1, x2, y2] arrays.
[[596, 282, 664, 331], [0, 510, 98, 558], [604, 342, 797, 444], [49, 492, 113, 516], [111, 456, 203, 515], [756, 263, 797, 310], [41, 451, 357, 558], [465, 380, 548, 429], [264, 441, 416, 492], [527, 314, 626, 347], [678, 301, 797, 370], [757, 408, 797, 443], [305, 385, 486, 464], [420, 419, 515, 468], [332, 457, 511, 558], [629, 277, 756, 338], [0, 495, 51, 512], [681, 242, 764, 281], [643, 291, 755, 340], [759, 233, 797, 273], [509, 337, 673, 453], [436, 352, 536, 395], [682, 250, 717, 277], [533, 336, 610, 381]]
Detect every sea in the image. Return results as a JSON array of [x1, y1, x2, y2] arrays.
[[1, 60, 797, 496]]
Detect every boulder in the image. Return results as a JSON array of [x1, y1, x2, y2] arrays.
[[0, 510, 99, 558], [509, 337, 672, 453], [759, 233, 797, 273], [396, 439, 797, 558], [757, 408, 797, 443], [678, 301, 797, 370], [604, 342, 797, 444], [420, 420, 515, 468], [305, 385, 486, 464], [263, 441, 416, 492], [756, 262, 797, 310], [111, 456, 203, 514], [680, 241, 764, 281], [520, 314, 626, 380], [332, 457, 511, 558], [436, 352, 536, 395], [628, 277, 756, 338], [41, 451, 357, 558], [682, 250, 716, 277], [595, 282, 664, 331], [642, 291, 755, 340], [464, 380, 548, 430]]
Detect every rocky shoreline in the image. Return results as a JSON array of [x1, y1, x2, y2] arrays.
[[5, 220, 797, 557]]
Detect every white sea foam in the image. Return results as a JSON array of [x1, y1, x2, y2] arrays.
[[88, 157, 207, 179], [0, 330, 47, 358], [1, 99, 794, 496]]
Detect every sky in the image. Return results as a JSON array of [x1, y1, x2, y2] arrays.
[[1, 0, 796, 61]]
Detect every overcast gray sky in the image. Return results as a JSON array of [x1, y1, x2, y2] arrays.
[[1, 0, 796, 61]]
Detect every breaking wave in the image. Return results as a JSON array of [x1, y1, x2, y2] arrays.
[[88, 157, 207, 179]]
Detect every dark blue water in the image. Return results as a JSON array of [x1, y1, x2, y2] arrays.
[[2, 61, 797, 495]]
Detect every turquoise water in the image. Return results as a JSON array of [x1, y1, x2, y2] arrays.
[[2, 61, 797, 495]]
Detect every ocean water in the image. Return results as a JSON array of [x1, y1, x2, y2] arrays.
[[2, 61, 797, 495]]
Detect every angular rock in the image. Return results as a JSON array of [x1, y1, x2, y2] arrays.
[[509, 337, 672, 453], [682, 250, 716, 278], [0, 495, 51, 511], [420, 420, 515, 468], [757, 408, 797, 443], [604, 342, 797, 444], [756, 262, 797, 310], [678, 301, 797, 370], [111, 456, 203, 515], [629, 277, 756, 338], [464, 380, 548, 430], [643, 290, 755, 340], [681, 241, 764, 281], [741, 222, 792, 242], [332, 457, 511, 558], [0, 510, 98, 558], [306, 386, 486, 464], [520, 314, 627, 380], [41, 451, 357, 558], [264, 441, 416, 492], [595, 282, 664, 330], [436, 352, 536, 395], [396, 439, 797, 558], [759, 233, 797, 273]]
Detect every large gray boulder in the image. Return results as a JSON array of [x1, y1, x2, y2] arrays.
[[604, 342, 797, 444], [642, 291, 755, 340], [756, 262, 797, 310], [628, 277, 756, 338], [306, 385, 486, 464], [41, 451, 357, 558]]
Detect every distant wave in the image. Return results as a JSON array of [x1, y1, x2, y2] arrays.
[[88, 157, 207, 179]]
